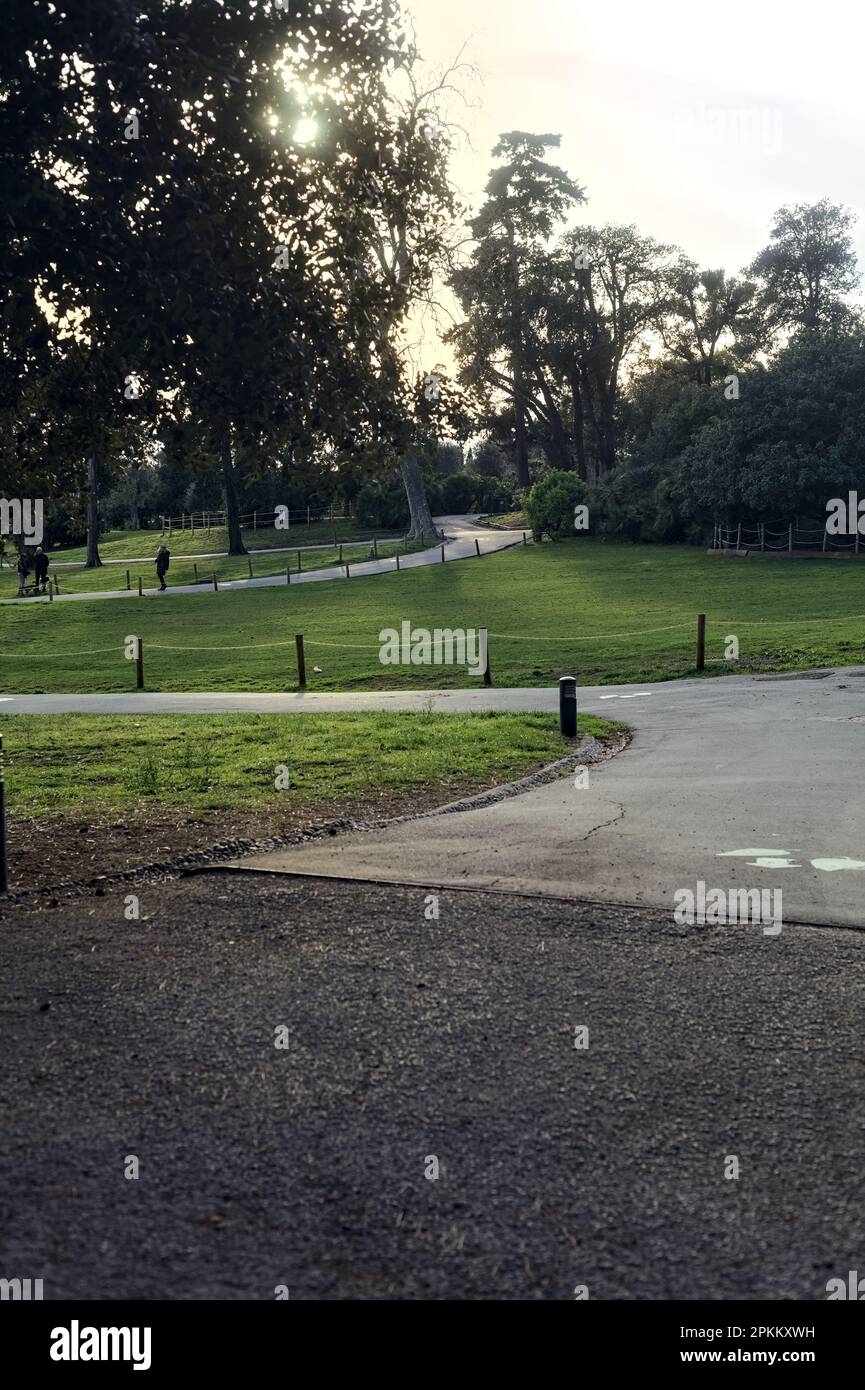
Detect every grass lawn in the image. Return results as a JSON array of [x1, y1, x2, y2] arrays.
[[3, 538, 865, 694], [3, 710, 612, 816], [3, 537, 427, 597]]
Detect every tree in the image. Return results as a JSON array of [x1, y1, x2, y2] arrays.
[[559, 224, 675, 479], [748, 199, 859, 337], [661, 259, 758, 385], [450, 133, 585, 486]]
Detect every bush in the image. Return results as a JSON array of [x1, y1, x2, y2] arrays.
[[440, 471, 477, 512], [524, 472, 586, 541], [355, 480, 409, 530]]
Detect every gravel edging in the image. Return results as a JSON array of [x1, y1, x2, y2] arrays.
[[0, 732, 627, 904]]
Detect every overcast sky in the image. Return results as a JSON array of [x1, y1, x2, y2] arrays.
[[403, 0, 865, 282]]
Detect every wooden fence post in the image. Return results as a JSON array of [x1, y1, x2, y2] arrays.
[[138, 576, 143, 597], [126, 569, 131, 590], [295, 634, 306, 687], [788, 524, 793, 553], [212, 573, 218, 591], [136, 637, 144, 690], [247, 557, 254, 579], [736, 523, 742, 551], [475, 538, 481, 556], [696, 613, 706, 672]]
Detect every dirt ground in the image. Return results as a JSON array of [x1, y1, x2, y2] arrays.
[[2, 775, 513, 899]]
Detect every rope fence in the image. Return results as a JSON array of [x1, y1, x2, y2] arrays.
[[713, 519, 864, 555], [158, 505, 349, 535], [5, 611, 863, 693]]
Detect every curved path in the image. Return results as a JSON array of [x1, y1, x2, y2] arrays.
[[5, 667, 865, 929], [0, 515, 527, 605]]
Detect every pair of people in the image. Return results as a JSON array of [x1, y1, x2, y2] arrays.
[[16, 547, 49, 594]]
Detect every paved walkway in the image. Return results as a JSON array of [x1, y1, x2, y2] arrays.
[[0, 515, 527, 605], [5, 667, 865, 928]]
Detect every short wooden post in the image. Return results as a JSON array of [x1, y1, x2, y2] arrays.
[[441, 544, 445, 563], [523, 532, 527, 545], [736, 523, 742, 551], [295, 634, 306, 687], [247, 557, 254, 579], [297, 550, 302, 572], [212, 573, 218, 591], [48, 582, 53, 602], [395, 552, 400, 571], [138, 576, 143, 597], [475, 538, 481, 556], [345, 561, 350, 578], [761, 524, 765, 552], [54, 574, 60, 595], [191, 515, 195, 535], [339, 543, 343, 562], [696, 613, 706, 672], [136, 637, 144, 690], [286, 566, 290, 584], [253, 511, 257, 531], [822, 529, 827, 552], [373, 537, 378, 559], [480, 627, 491, 686], [788, 524, 793, 553], [126, 569, 131, 590], [168, 518, 172, 537]]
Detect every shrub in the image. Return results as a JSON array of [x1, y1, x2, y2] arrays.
[[524, 472, 586, 541]]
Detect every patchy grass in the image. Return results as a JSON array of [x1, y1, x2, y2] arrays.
[[3, 710, 615, 816]]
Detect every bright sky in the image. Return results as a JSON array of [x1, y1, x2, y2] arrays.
[[403, 0, 865, 281]]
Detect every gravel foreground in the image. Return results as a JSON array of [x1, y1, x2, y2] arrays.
[[1, 871, 863, 1300]]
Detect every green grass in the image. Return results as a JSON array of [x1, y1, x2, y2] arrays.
[[3, 537, 865, 695], [2, 711, 612, 816], [3, 537, 427, 597], [481, 509, 529, 528]]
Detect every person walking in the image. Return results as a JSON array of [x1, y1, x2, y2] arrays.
[[16, 549, 31, 595], [32, 546, 49, 593], [155, 544, 170, 591]]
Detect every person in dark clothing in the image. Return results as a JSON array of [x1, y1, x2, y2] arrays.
[[16, 550, 31, 594], [155, 544, 170, 591], [33, 546, 49, 593]]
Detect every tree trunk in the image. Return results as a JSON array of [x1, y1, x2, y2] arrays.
[[512, 357, 531, 488], [401, 454, 438, 539], [570, 371, 587, 482], [220, 433, 247, 555], [85, 455, 102, 567]]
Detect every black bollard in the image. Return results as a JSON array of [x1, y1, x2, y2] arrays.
[[559, 676, 578, 738]]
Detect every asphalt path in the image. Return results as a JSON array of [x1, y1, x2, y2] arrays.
[[6, 667, 865, 929], [222, 668, 865, 929], [2, 872, 863, 1300], [0, 514, 526, 604]]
